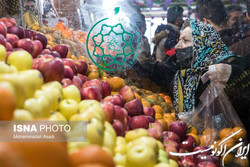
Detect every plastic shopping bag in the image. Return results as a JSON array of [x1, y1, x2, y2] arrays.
[[190, 82, 249, 167]]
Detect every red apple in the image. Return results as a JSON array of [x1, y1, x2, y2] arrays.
[[6, 33, 19, 46], [155, 119, 168, 131], [77, 73, 89, 84], [103, 95, 125, 107], [163, 139, 179, 150], [146, 116, 155, 122], [101, 81, 111, 98], [61, 78, 72, 88], [72, 76, 83, 90], [17, 38, 34, 54], [165, 145, 179, 162], [197, 161, 216, 167], [122, 108, 128, 118], [193, 146, 212, 158], [80, 86, 102, 102], [124, 99, 143, 117], [7, 26, 24, 39], [41, 49, 51, 54], [32, 58, 44, 69], [82, 79, 102, 92], [50, 51, 61, 58], [38, 54, 54, 59], [52, 44, 68, 58], [62, 58, 77, 74], [0, 22, 7, 37], [169, 121, 188, 141], [101, 102, 114, 123], [114, 105, 125, 122], [64, 65, 74, 80], [143, 107, 155, 118], [194, 155, 220, 166], [0, 18, 16, 27], [112, 119, 124, 136], [74, 60, 87, 75], [181, 156, 195, 167], [119, 86, 135, 102], [0, 34, 6, 46], [38, 58, 65, 83], [33, 33, 47, 49], [180, 135, 197, 152], [32, 40, 43, 58], [5, 42, 13, 51], [162, 131, 181, 144], [129, 115, 149, 130], [147, 127, 162, 140], [24, 29, 35, 39], [123, 117, 128, 130]]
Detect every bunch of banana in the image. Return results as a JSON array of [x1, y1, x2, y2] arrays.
[[23, 10, 39, 30], [5, 0, 19, 15]]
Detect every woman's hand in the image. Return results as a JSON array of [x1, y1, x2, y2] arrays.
[[202, 64, 232, 84]]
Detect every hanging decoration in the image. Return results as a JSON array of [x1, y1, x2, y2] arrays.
[[163, 0, 172, 11], [147, 0, 153, 9], [187, 0, 193, 6]]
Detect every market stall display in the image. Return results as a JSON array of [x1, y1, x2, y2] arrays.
[[0, 0, 249, 167]]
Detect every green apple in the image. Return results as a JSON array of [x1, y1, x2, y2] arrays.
[[127, 136, 159, 153], [42, 81, 63, 93], [158, 149, 169, 164], [104, 121, 116, 139], [9, 65, 17, 73], [62, 85, 81, 103], [7, 50, 33, 71], [23, 98, 43, 118], [154, 162, 171, 167], [126, 143, 157, 167], [168, 159, 178, 167], [59, 99, 78, 120], [115, 136, 126, 154], [19, 70, 44, 98], [13, 109, 34, 121], [79, 100, 105, 123], [35, 87, 62, 110], [0, 73, 27, 107], [103, 130, 116, 155], [49, 111, 67, 122], [114, 153, 126, 166], [36, 95, 50, 118], [125, 128, 149, 143], [0, 44, 6, 61], [0, 62, 13, 74], [87, 118, 104, 145], [70, 108, 103, 122]]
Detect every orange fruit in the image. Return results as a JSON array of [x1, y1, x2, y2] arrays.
[[78, 56, 89, 62], [141, 98, 151, 107], [220, 137, 235, 151], [165, 119, 174, 128], [111, 91, 119, 95], [0, 86, 16, 120], [232, 127, 247, 141], [157, 119, 168, 131], [159, 93, 166, 98], [212, 139, 221, 151], [163, 113, 174, 121], [170, 112, 176, 120], [146, 95, 157, 104], [200, 135, 216, 146], [188, 125, 198, 135], [188, 133, 200, 146], [219, 128, 233, 139], [220, 153, 234, 165], [77, 164, 109, 167], [164, 95, 172, 103], [109, 77, 125, 91], [71, 55, 77, 60], [155, 113, 163, 119], [153, 105, 163, 115], [202, 128, 217, 137], [89, 65, 98, 70], [100, 76, 111, 83], [234, 157, 249, 167], [70, 145, 115, 167], [88, 70, 99, 80], [67, 49, 72, 58]]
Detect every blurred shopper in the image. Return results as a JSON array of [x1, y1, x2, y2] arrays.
[[226, 4, 243, 29], [152, 5, 184, 62], [196, 0, 239, 47]]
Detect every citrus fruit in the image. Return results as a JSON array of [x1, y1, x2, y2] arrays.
[[219, 128, 233, 139], [232, 126, 247, 141], [109, 77, 125, 91], [153, 105, 163, 115], [0, 86, 16, 120]]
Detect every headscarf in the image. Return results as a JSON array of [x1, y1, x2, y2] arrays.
[[173, 20, 235, 113]]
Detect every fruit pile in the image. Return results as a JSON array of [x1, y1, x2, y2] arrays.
[[0, 17, 248, 167]]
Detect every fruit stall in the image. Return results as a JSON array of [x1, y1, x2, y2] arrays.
[[0, 0, 248, 167]]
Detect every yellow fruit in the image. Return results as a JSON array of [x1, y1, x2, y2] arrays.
[[109, 77, 125, 91]]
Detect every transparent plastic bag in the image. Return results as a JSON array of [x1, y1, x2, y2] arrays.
[[190, 82, 249, 167]]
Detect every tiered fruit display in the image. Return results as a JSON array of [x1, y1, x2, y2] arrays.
[[0, 17, 248, 167]]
